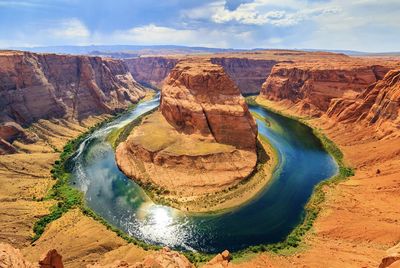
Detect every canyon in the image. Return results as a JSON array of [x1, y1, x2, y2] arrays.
[[0, 48, 399, 268], [125, 56, 277, 94], [0, 50, 146, 154], [115, 59, 265, 212]]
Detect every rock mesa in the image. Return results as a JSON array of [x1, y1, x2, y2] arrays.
[[116, 59, 258, 203]]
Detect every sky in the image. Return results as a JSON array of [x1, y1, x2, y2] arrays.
[[0, 0, 399, 52]]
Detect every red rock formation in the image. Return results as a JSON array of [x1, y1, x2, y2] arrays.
[[379, 243, 400, 268], [203, 250, 231, 268], [260, 62, 391, 114], [39, 249, 64, 268], [116, 59, 259, 208], [0, 243, 36, 268], [124, 57, 179, 88], [0, 50, 146, 151], [327, 69, 400, 137], [211, 57, 277, 94], [125, 56, 277, 94], [160, 59, 257, 150]]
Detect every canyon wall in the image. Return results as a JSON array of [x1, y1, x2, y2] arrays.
[[210, 57, 277, 95], [124, 57, 179, 89], [0, 50, 146, 152], [126, 56, 277, 94], [259, 62, 391, 114], [327, 69, 400, 137], [160, 58, 258, 150]]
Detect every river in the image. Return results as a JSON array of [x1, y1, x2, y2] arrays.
[[70, 95, 337, 253]]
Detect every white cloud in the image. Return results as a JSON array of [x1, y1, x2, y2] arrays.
[[110, 24, 197, 45], [184, 0, 339, 26], [45, 18, 90, 39], [102, 24, 254, 48]]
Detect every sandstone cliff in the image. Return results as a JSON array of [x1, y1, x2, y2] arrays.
[[0, 243, 63, 268], [116, 59, 259, 210], [160, 59, 258, 150], [125, 56, 277, 94], [327, 69, 400, 137], [211, 57, 276, 95], [0, 50, 146, 153], [125, 57, 179, 89], [259, 62, 391, 114]]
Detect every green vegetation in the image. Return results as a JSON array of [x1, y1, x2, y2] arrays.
[[229, 96, 355, 259], [32, 95, 354, 266], [32, 102, 159, 252], [106, 107, 158, 149]]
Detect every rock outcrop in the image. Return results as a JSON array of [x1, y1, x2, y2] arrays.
[[379, 243, 400, 268], [125, 57, 179, 88], [160, 59, 258, 150], [327, 69, 400, 137], [259, 62, 391, 114], [0, 243, 36, 268], [203, 250, 231, 268], [116, 59, 258, 209], [211, 57, 276, 94], [0, 50, 146, 152], [39, 249, 64, 268]]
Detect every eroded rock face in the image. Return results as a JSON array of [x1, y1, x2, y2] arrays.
[[160, 59, 257, 150], [116, 59, 258, 206], [39, 249, 64, 268], [260, 62, 391, 114], [125, 57, 179, 88], [327, 69, 400, 137], [379, 243, 400, 268], [211, 57, 276, 94], [203, 250, 231, 268], [0, 243, 36, 268], [0, 50, 145, 125], [0, 50, 146, 151], [125, 56, 277, 94]]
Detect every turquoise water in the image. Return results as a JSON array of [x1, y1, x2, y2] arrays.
[[70, 96, 337, 253]]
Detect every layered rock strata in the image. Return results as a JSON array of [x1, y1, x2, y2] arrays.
[[0, 50, 146, 153], [125, 56, 277, 94], [160, 59, 258, 150], [327, 69, 400, 137], [125, 57, 179, 89], [116, 59, 258, 202], [259, 62, 392, 115], [211, 57, 277, 94]]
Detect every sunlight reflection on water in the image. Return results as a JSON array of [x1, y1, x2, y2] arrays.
[[70, 96, 337, 253]]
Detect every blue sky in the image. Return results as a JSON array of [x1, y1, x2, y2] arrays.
[[0, 0, 399, 52]]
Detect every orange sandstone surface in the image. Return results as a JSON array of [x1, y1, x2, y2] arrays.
[[115, 59, 263, 212]]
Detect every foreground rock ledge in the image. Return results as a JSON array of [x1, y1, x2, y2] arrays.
[[116, 59, 260, 211]]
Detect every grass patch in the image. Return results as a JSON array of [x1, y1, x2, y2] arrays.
[[31, 101, 160, 252], [107, 107, 158, 149], [227, 96, 355, 259]]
